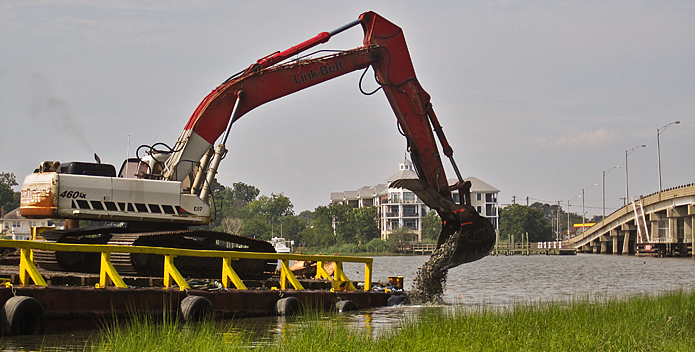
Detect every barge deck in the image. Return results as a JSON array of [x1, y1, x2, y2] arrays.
[[0, 235, 396, 335]]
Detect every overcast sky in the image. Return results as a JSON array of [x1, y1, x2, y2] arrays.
[[1, 1, 693, 217]]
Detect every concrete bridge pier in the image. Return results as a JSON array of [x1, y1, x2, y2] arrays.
[[591, 241, 599, 253], [622, 230, 631, 254]]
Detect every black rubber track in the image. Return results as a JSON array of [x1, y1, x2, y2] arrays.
[[33, 228, 276, 280]]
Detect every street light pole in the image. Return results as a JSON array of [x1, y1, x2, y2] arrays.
[[657, 121, 680, 192], [582, 184, 598, 232], [603, 166, 620, 218], [625, 145, 646, 204]]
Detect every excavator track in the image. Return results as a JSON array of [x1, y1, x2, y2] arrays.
[[105, 230, 277, 279], [33, 227, 277, 280]]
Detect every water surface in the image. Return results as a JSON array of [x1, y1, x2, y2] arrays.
[[2, 254, 694, 350]]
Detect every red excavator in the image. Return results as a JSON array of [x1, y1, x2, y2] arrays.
[[20, 11, 495, 278]]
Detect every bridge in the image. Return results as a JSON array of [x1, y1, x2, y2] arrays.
[[564, 183, 695, 257]]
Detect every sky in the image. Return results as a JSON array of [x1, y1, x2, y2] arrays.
[[1, 1, 693, 217]]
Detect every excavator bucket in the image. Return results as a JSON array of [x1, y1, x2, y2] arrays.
[[439, 207, 496, 268], [390, 179, 496, 269]]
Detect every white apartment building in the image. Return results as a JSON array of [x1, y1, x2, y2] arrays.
[[331, 160, 499, 240], [1, 208, 54, 240]]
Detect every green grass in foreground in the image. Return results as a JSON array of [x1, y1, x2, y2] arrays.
[[85, 290, 695, 352]]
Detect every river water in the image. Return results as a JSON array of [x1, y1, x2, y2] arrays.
[[3, 254, 694, 350], [344, 253, 695, 305]]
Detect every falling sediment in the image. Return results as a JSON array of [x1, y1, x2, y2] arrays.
[[407, 231, 461, 304]]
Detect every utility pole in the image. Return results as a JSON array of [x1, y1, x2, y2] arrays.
[[567, 199, 570, 239], [556, 201, 561, 240]]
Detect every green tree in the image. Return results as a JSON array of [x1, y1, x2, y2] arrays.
[[421, 209, 441, 241], [530, 202, 561, 221], [310, 203, 352, 247], [349, 206, 380, 244], [499, 204, 553, 242], [278, 215, 305, 242], [231, 182, 259, 203], [386, 227, 417, 252], [0, 173, 20, 213], [298, 210, 314, 224], [240, 216, 271, 239], [206, 178, 250, 232], [304, 205, 336, 247], [242, 193, 296, 240], [247, 193, 294, 225]]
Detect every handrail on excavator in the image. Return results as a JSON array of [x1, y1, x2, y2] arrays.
[[0, 227, 371, 292]]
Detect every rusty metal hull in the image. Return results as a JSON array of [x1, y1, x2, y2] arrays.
[[0, 286, 390, 326]]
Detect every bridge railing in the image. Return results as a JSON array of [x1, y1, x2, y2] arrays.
[[0, 230, 372, 292]]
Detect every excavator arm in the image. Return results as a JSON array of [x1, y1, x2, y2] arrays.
[[163, 11, 495, 268]]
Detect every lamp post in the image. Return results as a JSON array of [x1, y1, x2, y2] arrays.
[[657, 121, 680, 192], [582, 184, 598, 233], [625, 145, 646, 204], [602, 166, 620, 218], [567, 195, 581, 239]]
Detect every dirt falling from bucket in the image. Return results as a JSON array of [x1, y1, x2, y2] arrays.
[[407, 231, 461, 304]]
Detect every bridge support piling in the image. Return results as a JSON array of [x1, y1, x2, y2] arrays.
[[622, 231, 630, 254], [612, 236, 619, 254]]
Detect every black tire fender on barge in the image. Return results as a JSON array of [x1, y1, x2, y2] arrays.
[[275, 297, 302, 316], [180, 295, 213, 322], [1, 296, 45, 336]]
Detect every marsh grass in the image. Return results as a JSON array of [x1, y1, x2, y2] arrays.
[[81, 290, 695, 351]]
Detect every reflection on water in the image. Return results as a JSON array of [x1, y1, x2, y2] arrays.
[[2, 254, 693, 350]]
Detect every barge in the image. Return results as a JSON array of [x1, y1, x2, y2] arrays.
[[0, 235, 396, 335]]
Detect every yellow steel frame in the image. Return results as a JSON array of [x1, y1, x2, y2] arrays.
[[19, 247, 46, 286], [0, 234, 373, 291], [100, 252, 127, 288], [163, 254, 190, 290], [280, 259, 304, 290], [222, 257, 247, 289]]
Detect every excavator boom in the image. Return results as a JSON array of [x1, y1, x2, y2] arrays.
[[164, 11, 495, 268]]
